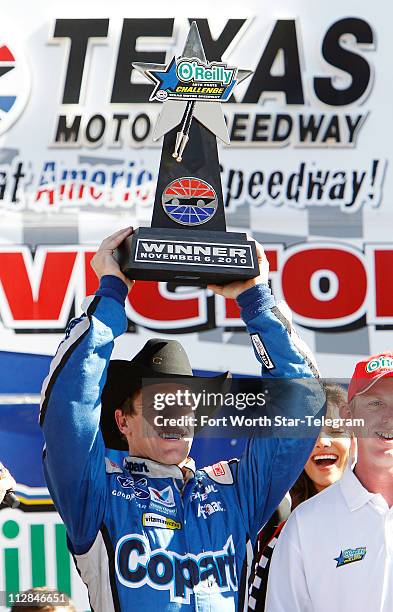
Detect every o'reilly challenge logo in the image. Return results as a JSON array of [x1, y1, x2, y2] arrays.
[[150, 57, 237, 102], [0, 42, 30, 136]]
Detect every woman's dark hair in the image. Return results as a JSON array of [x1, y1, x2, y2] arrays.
[[290, 382, 348, 510], [290, 471, 319, 510]]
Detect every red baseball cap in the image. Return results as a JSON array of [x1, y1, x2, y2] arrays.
[[348, 352, 393, 403]]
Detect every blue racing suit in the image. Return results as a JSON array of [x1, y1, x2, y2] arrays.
[[40, 276, 323, 612]]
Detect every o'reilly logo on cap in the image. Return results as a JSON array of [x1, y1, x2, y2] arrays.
[[365, 355, 393, 373]]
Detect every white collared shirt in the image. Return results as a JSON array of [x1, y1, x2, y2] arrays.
[[265, 466, 393, 611]]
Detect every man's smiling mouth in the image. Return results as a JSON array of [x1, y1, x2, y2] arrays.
[[375, 431, 393, 441], [159, 431, 184, 440]]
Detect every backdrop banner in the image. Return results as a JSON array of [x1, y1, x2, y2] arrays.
[[0, 0, 389, 609]]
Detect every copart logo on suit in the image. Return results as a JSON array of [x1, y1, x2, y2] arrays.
[[0, 41, 30, 136], [115, 533, 237, 603]]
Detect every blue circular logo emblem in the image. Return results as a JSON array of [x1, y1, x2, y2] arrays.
[[0, 42, 30, 136], [162, 177, 218, 226]]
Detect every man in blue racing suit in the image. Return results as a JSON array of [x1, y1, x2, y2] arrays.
[[40, 227, 323, 611]]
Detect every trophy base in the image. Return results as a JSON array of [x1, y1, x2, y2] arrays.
[[115, 227, 259, 286]]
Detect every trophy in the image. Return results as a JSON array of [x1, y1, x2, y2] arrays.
[[115, 21, 259, 286]]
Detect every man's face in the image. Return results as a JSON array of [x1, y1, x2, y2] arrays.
[[115, 384, 194, 465], [351, 377, 393, 469]]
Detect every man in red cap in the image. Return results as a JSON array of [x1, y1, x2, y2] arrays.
[[346, 353, 393, 505], [266, 352, 393, 612]]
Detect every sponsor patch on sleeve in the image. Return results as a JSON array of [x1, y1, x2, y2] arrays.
[[203, 461, 234, 485], [105, 458, 123, 474], [251, 333, 275, 370]]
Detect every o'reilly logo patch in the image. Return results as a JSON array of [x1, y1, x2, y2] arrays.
[[334, 546, 366, 568], [251, 334, 275, 370], [142, 513, 181, 530], [365, 356, 393, 373]]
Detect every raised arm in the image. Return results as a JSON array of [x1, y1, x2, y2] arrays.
[[209, 241, 324, 541], [40, 228, 133, 553], [233, 285, 323, 540], [209, 241, 319, 379]]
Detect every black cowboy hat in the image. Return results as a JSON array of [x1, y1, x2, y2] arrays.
[[100, 338, 230, 449]]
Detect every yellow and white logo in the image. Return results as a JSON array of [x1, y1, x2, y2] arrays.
[[142, 513, 181, 530]]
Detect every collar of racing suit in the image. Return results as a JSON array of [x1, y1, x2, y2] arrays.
[[123, 455, 196, 484]]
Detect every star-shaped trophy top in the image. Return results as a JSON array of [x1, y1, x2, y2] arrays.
[[133, 21, 252, 157]]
